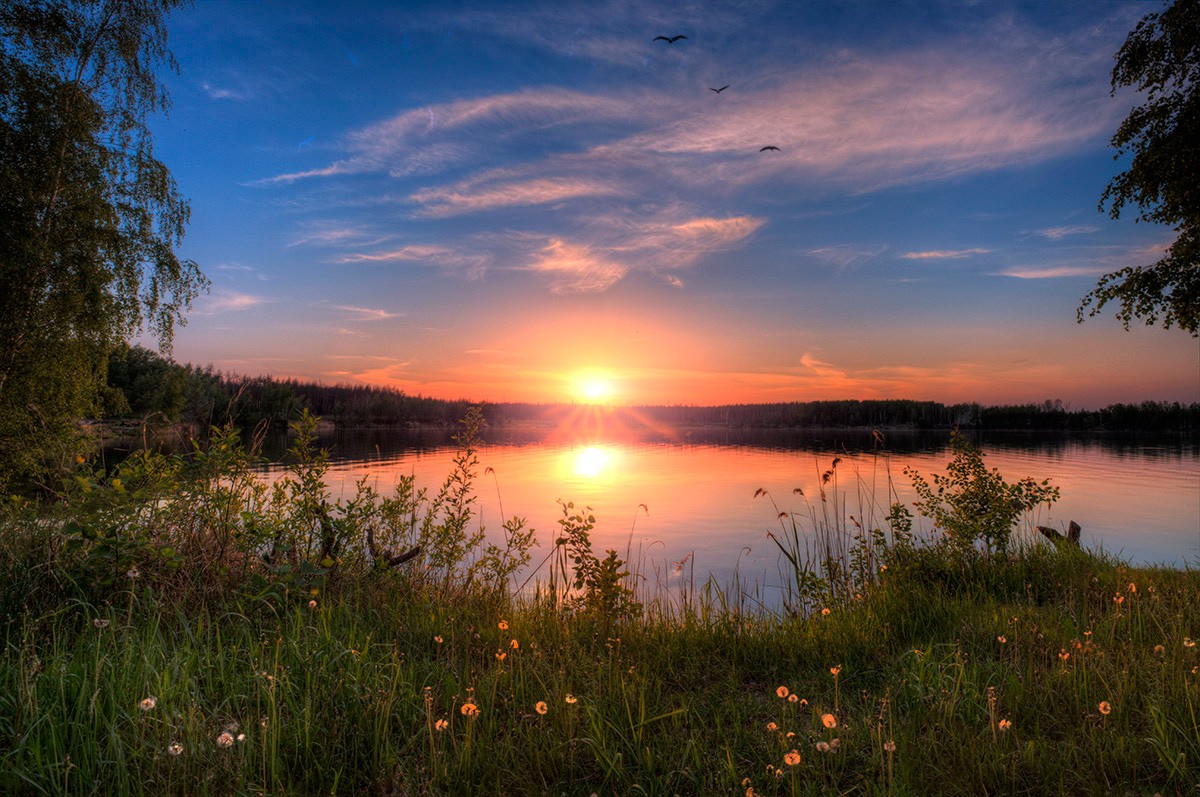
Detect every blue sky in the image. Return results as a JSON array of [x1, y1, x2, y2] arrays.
[[150, 0, 1199, 407]]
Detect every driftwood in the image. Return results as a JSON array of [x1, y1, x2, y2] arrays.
[[366, 521, 421, 568], [1037, 521, 1081, 547]]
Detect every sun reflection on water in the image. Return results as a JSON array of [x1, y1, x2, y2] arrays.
[[573, 446, 610, 478]]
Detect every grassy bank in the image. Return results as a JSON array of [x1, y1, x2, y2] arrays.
[[1, 413, 1197, 795]]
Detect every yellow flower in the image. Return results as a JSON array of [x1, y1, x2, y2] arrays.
[[766, 721, 778, 732], [535, 701, 548, 715], [997, 635, 1006, 644], [434, 635, 443, 644], [776, 685, 789, 698], [821, 713, 837, 729], [1128, 582, 1137, 593], [1154, 644, 1165, 655], [498, 620, 509, 630], [821, 607, 831, 616], [435, 718, 448, 732], [460, 702, 479, 717], [784, 750, 801, 766], [998, 718, 1012, 731], [787, 693, 798, 703], [139, 696, 157, 712], [1185, 637, 1196, 648], [1113, 594, 1125, 605], [565, 694, 578, 704], [510, 638, 519, 649], [495, 650, 507, 661], [830, 665, 842, 676], [1099, 701, 1112, 715], [308, 599, 317, 609]]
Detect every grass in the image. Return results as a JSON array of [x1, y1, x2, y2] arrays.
[[0, 417, 1197, 795]]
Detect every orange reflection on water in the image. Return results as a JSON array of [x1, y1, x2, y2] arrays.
[[572, 446, 611, 478]]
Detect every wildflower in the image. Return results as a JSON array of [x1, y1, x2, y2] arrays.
[[997, 635, 1006, 644], [788, 693, 798, 703], [784, 750, 801, 766], [745, 788, 754, 797], [821, 713, 837, 729], [167, 742, 183, 756], [1113, 594, 1125, 605], [565, 694, 578, 704], [1099, 701, 1112, 715], [510, 638, 519, 649], [1058, 649, 1070, 662], [786, 731, 795, 740], [998, 719, 1012, 731], [816, 741, 831, 753], [435, 718, 448, 732], [830, 738, 840, 750], [1153, 644, 1165, 655], [495, 650, 507, 661], [111, 478, 122, 489], [93, 618, 109, 629], [434, 635, 443, 644], [798, 698, 808, 707], [1128, 582, 1137, 593], [461, 702, 479, 717], [821, 608, 831, 616], [76, 455, 86, 464], [237, 733, 246, 743], [308, 599, 317, 609], [766, 721, 778, 732], [139, 696, 157, 712], [884, 739, 896, 752], [830, 665, 842, 676], [776, 685, 789, 698], [498, 620, 509, 630], [1185, 637, 1196, 648], [535, 700, 548, 715], [216, 731, 234, 748], [880, 564, 887, 571]]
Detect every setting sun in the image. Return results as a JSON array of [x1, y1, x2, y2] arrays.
[[573, 446, 610, 478], [572, 372, 617, 404]]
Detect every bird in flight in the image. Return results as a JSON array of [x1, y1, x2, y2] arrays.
[[653, 35, 687, 44], [760, 145, 780, 152], [709, 85, 730, 93]]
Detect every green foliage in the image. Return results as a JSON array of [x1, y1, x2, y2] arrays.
[[906, 432, 1059, 555], [1080, 0, 1200, 335], [0, 0, 206, 488], [550, 501, 641, 622]]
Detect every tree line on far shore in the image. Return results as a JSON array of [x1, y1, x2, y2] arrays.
[[104, 345, 1199, 434]]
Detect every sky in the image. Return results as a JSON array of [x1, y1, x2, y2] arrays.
[[149, 0, 1200, 409]]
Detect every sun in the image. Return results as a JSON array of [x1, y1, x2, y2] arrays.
[[572, 372, 617, 404]]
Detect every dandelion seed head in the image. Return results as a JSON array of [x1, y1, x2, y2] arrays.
[[884, 739, 896, 752], [92, 618, 109, 628], [216, 731, 234, 749], [816, 741, 831, 753], [139, 696, 157, 712], [167, 742, 183, 756], [237, 733, 246, 743]]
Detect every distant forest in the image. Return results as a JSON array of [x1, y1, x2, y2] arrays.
[[101, 346, 1199, 433]]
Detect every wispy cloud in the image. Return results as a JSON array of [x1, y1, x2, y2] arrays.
[[337, 244, 491, 277], [526, 239, 627, 293], [998, 264, 1107, 279], [903, 248, 991, 260], [195, 290, 267, 314], [200, 82, 245, 101], [805, 244, 887, 270], [335, 305, 402, 321], [412, 176, 624, 217], [1035, 225, 1100, 240]]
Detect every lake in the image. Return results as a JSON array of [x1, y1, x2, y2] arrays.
[[259, 424, 1200, 598]]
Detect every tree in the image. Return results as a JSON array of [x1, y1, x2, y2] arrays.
[[0, 0, 206, 486], [1079, 0, 1199, 337]]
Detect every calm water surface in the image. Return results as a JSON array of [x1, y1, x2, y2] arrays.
[[267, 427, 1199, 593]]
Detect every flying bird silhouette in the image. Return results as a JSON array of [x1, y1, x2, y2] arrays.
[[760, 145, 780, 152], [709, 85, 729, 93], [653, 35, 687, 43]]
